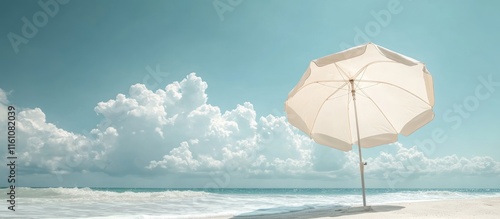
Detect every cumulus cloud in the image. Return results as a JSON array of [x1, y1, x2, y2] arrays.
[[1, 73, 499, 184], [12, 108, 115, 174], [87, 73, 320, 177], [366, 142, 500, 182]]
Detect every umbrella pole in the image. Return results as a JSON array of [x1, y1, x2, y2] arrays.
[[350, 79, 367, 207]]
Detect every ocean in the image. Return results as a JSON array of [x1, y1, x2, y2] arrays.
[[1, 187, 500, 218]]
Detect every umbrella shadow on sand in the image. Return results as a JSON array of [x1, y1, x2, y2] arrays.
[[231, 204, 405, 219]]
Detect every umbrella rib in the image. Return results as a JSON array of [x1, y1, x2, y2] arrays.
[[309, 82, 349, 136], [291, 80, 349, 97], [353, 60, 397, 83], [351, 60, 431, 107], [355, 65, 369, 85], [317, 82, 349, 90], [357, 80, 432, 107], [356, 87, 399, 134], [334, 63, 351, 81], [291, 62, 353, 97], [357, 82, 382, 90]]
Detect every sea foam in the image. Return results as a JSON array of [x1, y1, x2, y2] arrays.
[[1, 187, 499, 218]]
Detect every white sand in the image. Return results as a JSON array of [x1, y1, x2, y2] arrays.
[[335, 197, 500, 219], [221, 197, 500, 219]]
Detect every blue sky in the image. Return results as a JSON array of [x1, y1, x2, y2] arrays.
[[1, 0, 499, 188]]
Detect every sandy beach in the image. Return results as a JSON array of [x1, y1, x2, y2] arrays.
[[226, 197, 500, 219]]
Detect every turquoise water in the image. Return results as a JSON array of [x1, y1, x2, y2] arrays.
[[1, 187, 500, 218], [93, 187, 500, 195]]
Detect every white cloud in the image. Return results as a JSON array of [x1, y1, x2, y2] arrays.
[[359, 142, 500, 188], [1, 73, 499, 185], [366, 142, 500, 181], [146, 141, 223, 171], [5, 108, 115, 174]]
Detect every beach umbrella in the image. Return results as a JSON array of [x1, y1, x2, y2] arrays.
[[285, 43, 434, 206]]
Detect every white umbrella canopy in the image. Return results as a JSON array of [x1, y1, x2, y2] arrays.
[[285, 42, 434, 206]]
